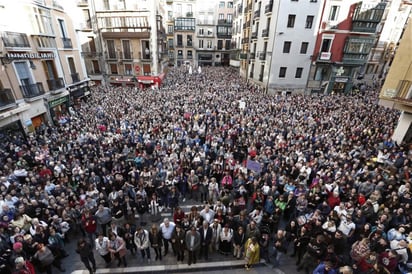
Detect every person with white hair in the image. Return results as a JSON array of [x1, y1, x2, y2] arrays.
[[159, 218, 175, 256]]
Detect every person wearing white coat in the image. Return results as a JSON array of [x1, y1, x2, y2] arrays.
[[134, 226, 151, 262]]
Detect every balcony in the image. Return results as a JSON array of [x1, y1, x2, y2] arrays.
[[106, 51, 118, 60], [265, 2, 273, 13], [140, 52, 151, 60], [177, 55, 183, 59], [250, 52, 255, 59], [251, 32, 258, 39], [120, 51, 134, 60], [176, 43, 183, 48], [239, 53, 247, 60], [20, 83, 45, 99], [52, 1, 64, 10], [241, 38, 249, 44], [62, 37, 72, 49], [47, 78, 65, 92], [262, 29, 269, 37], [71, 73, 80, 83], [0, 89, 16, 109], [77, 0, 88, 6], [259, 52, 266, 60], [81, 51, 102, 58], [3, 32, 30, 48], [217, 19, 232, 26], [217, 33, 232, 39], [253, 10, 261, 19], [186, 12, 193, 18], [318, 52, 331, 61]]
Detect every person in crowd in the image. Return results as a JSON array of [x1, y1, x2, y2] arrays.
[[171, 225, 186, 262], [95, 233, 111, 267], [32, 243, 65, 274], [198, 220, 213, 260], [75, 238, 96, 274], [108, 232, 127, 267], [159, 218, 175, 256], [185, 226, 200, 266], [148, 223, 163, 261], [134, 225, 151, 263], [244, 236, 260, 270]]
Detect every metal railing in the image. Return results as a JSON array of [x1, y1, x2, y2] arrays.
[[20, 83, 45, 98], [0, 89, 16, 108], [62, 37, 72, 48], [47, 78, 65, 91], [71, 73, 80, 83]]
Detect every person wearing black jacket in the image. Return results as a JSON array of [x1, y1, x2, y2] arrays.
[[270, 230, 288, 268], [76, 238, 96, 274], [233, 226, 246, 259], [198, 220, 213, 260]]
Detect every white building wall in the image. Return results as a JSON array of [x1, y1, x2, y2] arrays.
[[267, 0, 322, 93]]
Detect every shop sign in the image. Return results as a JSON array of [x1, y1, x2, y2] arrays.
[[5, 52, 55, 59], [335, 77, 348, 83], [48, 95, 69, 108]]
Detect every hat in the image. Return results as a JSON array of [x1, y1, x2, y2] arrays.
[[13, 241, 23, 250]]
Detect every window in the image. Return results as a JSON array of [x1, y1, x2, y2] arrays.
[[188, 50, 193, 59], [207, 40, 212, 49], [199, 39, 204, 48], [228, 2, 233, 8], [67, 57, 76, 74], [124, 64, 132, 75], [168, 11, 173, 21], [218, 40, 223, 50], [177, 50, 183, 57], [103, 0, 109, 10], [227, 14, 233, 23], [219, 1, 225, 8], [225, 40, 231, 50], [92, 60, 100, 73], [321, 38, 332, 52], [295, 67, 303, 78], [58, 19, 68, 38], [106, 40, 116, 58], [187, 35, 192, 47], [283, 41, 291, 53], [168, 39, 173, 48], [122, 40, 132, 59], [300, 42, 309, 54], [177, 35, 183, 46], [174, 18, 195, 31], [110, 63, 118, 75], [287, 15, 296, 28], [219, 13, 224, 20], [305, 16, 314, 29], [279, 67, 287, 78], [198, 28, 204, 35], [168, 25, 173, 34], [329, 5, 340, 21]]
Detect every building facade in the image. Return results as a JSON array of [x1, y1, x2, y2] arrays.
[[0, 0, 88, 138], [75, 0, 167, 88], [379, 17, 412, 144], [307, 0, 386, 94]]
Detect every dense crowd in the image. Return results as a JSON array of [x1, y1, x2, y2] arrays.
[[0, 66, 411, 274]]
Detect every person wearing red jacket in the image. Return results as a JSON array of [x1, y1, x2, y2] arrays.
[[81, 209, 97, 247]]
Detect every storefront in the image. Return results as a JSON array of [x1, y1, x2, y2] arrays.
[[136, 73, 166, 89], [47, 93, 70, 126], [66, 79, 91, 105]]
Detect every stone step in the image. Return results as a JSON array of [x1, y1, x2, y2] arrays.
[[71, 259, 267, 274]]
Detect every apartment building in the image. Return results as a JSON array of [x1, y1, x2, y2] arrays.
[[363, 0, 412, 84], [307, 0, 386, 94], [379, 17, 412, 144], [0, 0, 88, 137], [75, 0, 167, 88]]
